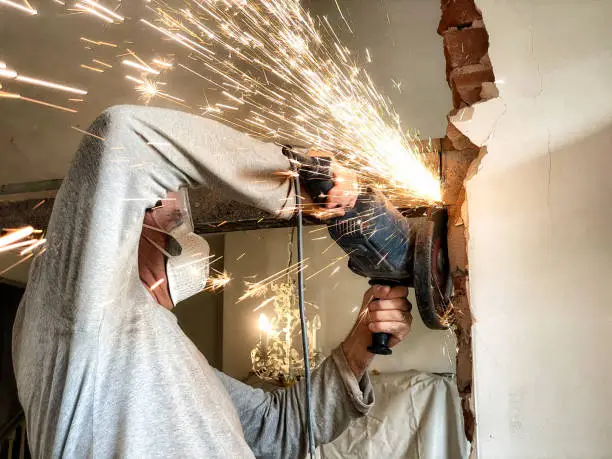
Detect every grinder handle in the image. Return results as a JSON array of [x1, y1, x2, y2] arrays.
[[308, 179, 334, 205], [296, 156, 335, 204], [366, 279, 403, 356], [368, 332, 392, 356]]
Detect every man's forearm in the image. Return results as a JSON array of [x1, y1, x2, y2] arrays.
[[342, 339, 374, 380]]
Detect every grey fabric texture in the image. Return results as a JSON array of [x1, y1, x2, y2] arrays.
[[11, 105, 374, 458]]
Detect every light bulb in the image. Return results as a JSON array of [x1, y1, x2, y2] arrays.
[[258, 313, 273, 334]]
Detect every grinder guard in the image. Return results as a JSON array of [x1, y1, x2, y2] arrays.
[[414, 209, 452, 330]]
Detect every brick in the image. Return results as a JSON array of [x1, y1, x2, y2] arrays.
[[443, 27, 489, 70], [450, 63, 495, 88], [440, 136, 455, 152], [452, 84, 482, 108], [465, 146, 487, 182], [450, 63, 495, 107], [438, 0, 482, 34], [461, 196, 469, 228], [480, 53, 492, 67], [480, 81, 499, 100], [447, 215, 468, 272], [446, 122, 476, 151], [441, 149, 478, 203]]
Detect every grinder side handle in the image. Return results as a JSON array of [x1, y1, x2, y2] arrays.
[[367, 279, 406, 356]]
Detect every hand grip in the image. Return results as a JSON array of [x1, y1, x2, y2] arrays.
[[366, 279, 404, 355], [367, 332, 392, 355]]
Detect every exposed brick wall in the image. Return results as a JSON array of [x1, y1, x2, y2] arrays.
[[438, 0, 496, 446], [438, 0, 482, 33], [439, 1, 495, 109]]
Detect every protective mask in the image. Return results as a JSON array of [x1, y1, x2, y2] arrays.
[[142, 189, 211, 306]]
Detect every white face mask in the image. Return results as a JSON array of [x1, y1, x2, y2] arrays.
[[142, 189, 211, 306]]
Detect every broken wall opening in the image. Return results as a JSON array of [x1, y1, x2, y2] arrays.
[[437, 0, 499, 447]]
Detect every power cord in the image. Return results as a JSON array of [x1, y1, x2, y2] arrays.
[[292, 156, 317, 459]]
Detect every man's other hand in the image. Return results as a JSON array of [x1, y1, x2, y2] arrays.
[[304, 150, 358, 219], [324, 162, 358, 215], [341, 285, 412, 379]]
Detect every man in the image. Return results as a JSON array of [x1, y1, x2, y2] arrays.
[[12, 105, 412, 458]]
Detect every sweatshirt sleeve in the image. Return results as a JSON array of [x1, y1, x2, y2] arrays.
[[37, 105, 294, 330], [215, 346, 375, 459]]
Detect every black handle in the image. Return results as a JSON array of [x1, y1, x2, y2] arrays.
[[295, 155, 334, 204], [308, 179, 334, 205], [367, 332, 393, 355], [367, 279, 403, 356]]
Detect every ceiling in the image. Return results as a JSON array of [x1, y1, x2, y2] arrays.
[[0, 0, 449, 185]]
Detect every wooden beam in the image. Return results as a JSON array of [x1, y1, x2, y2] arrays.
[[0, 181, 296, 234], [0, 199, 55, 231], [0, 179, 63, 202], [0, 140, 452, 234]]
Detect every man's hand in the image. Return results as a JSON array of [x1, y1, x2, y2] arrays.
[[300, 149, 358, 219], [323, 162, 358, 216], [341, 285, 413, 379]]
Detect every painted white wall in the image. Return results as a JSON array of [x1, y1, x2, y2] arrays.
[[222, 226, 456, 381], [468, 1, 612, 457]]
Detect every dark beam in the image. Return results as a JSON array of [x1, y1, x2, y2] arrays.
[[0, 182, 296, 234], [0, 140, 451, 234], [188, 187, 294, 233], [0, 179, 63, 202], [0, 199, 55, 231]]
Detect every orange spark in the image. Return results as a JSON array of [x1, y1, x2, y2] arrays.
[[71, 126, 104, 140], [32, 200, 46, 210], [20, 238, 46, 255], [0, 239, 37, 254], [0, 226, 34, 248], [0, 253, 34, 277], [0, 0, 37, 15], [80, 64, 104, 73], [150, 278, 165, 291]]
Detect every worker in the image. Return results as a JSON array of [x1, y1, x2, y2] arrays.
[[12, 105, 413, 458]]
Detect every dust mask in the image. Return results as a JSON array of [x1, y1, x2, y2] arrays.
[[142, 189, 211, 306]]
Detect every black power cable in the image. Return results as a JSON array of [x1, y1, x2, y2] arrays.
[[293, 160, 316, 459]]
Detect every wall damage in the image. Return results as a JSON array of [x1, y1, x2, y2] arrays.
[[438, 0, 498, 444]]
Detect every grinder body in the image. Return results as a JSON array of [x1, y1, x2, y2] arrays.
[[298, 155, 452, 354], [327, 194, 417, 355]]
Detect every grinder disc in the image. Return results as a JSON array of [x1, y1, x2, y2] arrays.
[[414, 209, 452, 330]]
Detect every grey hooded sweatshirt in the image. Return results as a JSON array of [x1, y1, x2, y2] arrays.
[[12, 105, 374, 458]]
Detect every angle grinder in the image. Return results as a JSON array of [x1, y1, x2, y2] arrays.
[[298, 155, 453, 355]]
